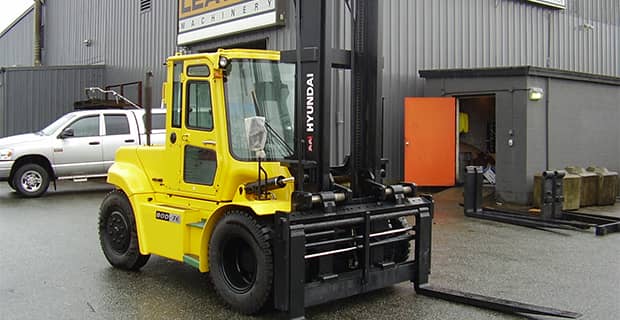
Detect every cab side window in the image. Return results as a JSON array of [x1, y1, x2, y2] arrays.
[[172, 62, 183, 128], [186, 81, 213, 130], [184, 146, 217, 185], [67, 116, 100, 137], [104, 115, 130, 135]]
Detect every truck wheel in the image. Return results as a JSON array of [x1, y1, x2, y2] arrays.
[[209, 210, 273, 315], [12, 163, 50, 197], [98, 190, 150, 270]]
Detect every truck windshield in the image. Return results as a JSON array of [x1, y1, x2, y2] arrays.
[[39, 113, 77, 136], [224, 59, 295, 161]]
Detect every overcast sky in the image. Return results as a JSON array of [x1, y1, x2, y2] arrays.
[[0, 0, 33, 33]]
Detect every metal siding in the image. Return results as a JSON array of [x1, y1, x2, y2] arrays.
[[0, 66, 104, 137], [185, 0, 619, 180], [381, 0, 619, 181], [42, 0, 178, 106], [0, 9, 34, 66], [1, 0, 617, 179]]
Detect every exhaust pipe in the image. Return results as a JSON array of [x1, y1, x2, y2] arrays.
[[34, 0, 42, 66]]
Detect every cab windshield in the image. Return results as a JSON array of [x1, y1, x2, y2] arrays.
[[224, 59, 295, 161]]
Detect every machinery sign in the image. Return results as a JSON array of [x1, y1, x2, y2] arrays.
[[527, 0, 566, 9], [178, 0, 286, 45]]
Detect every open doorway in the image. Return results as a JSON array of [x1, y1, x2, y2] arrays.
[[457, 95, 496, 184]]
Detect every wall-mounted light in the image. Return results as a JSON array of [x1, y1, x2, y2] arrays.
[[83, 39, 92, 47], [529, 87, 544, 101]]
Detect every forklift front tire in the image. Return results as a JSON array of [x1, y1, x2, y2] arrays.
[[208, 210, 273, 315], [98, 190, 150, 271]]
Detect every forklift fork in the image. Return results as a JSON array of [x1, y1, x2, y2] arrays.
[[273, 197, 581, 319]]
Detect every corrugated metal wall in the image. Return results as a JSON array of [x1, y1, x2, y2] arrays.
[[381, 0, 619, 180], [1, 0, 618, 179], [0, 66, 104, 137], [41, 0, 178, 106], [190, 0, 619, 180], [0, 7, 34, 67]]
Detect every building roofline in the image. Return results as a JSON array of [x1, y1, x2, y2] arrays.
[[419, 66, 620, 86], [0, 64, 106, 72], [0, 5, 34, 39]]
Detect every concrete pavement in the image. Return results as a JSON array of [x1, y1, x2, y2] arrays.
[[0, 182, 618, 319]]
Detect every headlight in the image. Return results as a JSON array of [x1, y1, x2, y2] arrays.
[[218, 56, 230, 69], [0, 148, 13, 161]]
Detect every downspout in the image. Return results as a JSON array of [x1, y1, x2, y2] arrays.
[[545, 13, 552, 169], [545, 77, 550, 170], [34, 0, 42, 66]]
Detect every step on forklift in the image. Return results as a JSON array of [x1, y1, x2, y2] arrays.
[[97, 0, 581, 318]]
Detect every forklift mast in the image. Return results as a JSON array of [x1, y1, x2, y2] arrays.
[[285, 0, 383, 196], [276, 1, 581, 319]]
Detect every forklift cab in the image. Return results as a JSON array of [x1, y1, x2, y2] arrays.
[[161, 50, 296, 201]]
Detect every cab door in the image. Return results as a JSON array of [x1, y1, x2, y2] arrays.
[[166, 62, 219, 198]]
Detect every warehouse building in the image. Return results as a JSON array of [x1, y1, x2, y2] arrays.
[[0, 0, 618, 204]]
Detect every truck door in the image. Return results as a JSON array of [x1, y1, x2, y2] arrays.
[[53, 114, 103, 176], [404, 97, 456, 186]]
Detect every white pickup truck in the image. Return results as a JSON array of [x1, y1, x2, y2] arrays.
[[0, 108, 165, 197]]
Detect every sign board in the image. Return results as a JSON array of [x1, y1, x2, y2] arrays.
[[527, 0, 566, 9], [178, 0, 286, 45]]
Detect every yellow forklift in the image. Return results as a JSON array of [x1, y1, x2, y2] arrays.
[[98, 0, 580, 318]]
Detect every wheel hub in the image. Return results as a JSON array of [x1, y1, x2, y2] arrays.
[[221, 237, 257, 294], [20, 170, 42, 192], [106, 211, 130, 254]]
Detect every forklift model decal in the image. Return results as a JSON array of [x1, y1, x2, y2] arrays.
[[306, 73, 315, 153], [306, 135, 313, 152], [155, 211, 181, 224]]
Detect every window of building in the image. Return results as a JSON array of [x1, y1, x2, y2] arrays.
[[140, 0, 152, 13]]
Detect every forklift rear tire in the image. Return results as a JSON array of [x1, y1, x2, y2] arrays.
[[98, 190, 150, 271], [208, 210, 273, 315]]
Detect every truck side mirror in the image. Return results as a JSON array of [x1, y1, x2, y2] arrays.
[[60, 128, 74, 139], [244, 116, 267, 158]]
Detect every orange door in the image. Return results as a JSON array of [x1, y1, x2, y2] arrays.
[[404, 97, 456, 186]]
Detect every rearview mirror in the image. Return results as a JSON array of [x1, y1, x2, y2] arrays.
[[60, 128, 74, 139], [244, 116, 267, 157]]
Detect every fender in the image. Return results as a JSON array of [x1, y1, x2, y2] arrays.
[[107, 147, 153, 196], [196, 188, 293, 272]]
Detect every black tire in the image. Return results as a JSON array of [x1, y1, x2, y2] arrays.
[[12, 163, 50, 197], [208, 210, 273, 315], [98, 190, 150, 270]]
